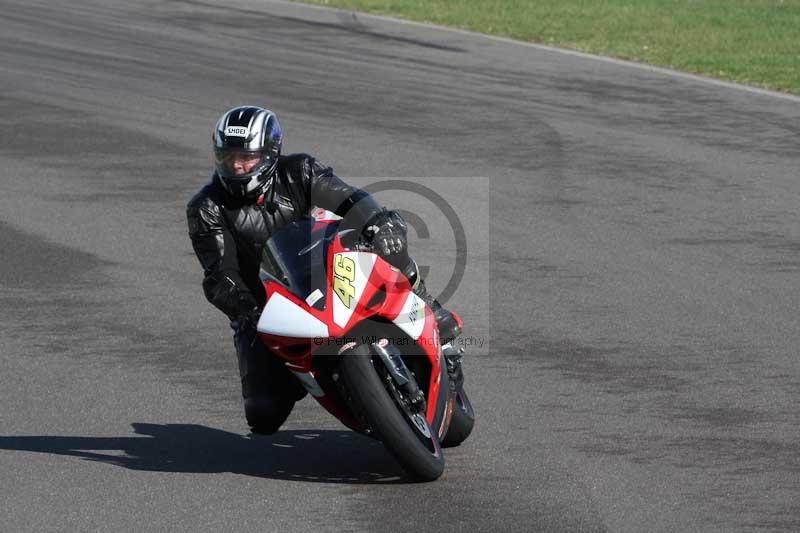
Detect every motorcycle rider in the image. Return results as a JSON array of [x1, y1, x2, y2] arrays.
[[187, 106, 462, 435]]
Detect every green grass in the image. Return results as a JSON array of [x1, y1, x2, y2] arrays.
[[297, 0, 800, 94]]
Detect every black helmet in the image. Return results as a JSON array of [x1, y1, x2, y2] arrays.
[[213, 106, 282, 197]]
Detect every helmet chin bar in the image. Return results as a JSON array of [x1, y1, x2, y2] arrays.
[[221, 169, 275, 198]]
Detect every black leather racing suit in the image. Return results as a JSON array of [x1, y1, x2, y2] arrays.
[[187, 153, 386, 434]]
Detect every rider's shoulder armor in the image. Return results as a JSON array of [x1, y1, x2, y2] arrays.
[[186, 178, 225, 237]]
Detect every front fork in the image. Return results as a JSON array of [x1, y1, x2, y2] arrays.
[[372, 342, 427, 414]]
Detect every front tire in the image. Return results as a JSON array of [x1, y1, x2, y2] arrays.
[[338, 344, 445, 481]]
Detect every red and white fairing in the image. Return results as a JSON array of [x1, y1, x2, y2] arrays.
[[256, 223, 444, 432]]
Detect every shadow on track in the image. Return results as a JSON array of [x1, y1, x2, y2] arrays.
[[0, 423, 408, 484]]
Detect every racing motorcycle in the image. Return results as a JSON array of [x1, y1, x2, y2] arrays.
[[255, 217, 475, 481]]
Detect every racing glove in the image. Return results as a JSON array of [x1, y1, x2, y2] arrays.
[[363, 209, 408, 257], [232, 300, 262, 334], [239, 306, 262, 330]]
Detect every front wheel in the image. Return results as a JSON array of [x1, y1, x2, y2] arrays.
[[338, 344, 445, 481]]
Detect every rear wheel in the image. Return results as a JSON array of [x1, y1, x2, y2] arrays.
[[441, 389, 475, 448], [338, 344, 445, 481]]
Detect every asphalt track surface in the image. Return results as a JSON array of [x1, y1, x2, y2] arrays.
[[1, 1, 799, 531]]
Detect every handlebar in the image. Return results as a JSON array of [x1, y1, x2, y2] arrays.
[[352, 240, 374, 252], [337, 228, 374, 252]]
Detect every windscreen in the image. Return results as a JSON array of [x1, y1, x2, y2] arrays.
[[260, 218, 339, 308]]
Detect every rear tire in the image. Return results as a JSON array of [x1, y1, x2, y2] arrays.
[[339, 345, 445, 481], [441, 389, 475, 448]]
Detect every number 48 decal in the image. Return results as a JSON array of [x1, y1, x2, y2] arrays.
[[333, 254, 356, 308]]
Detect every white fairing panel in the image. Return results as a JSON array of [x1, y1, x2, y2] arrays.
[[332, 252, 376, 328], [393, 292, 426, 340], [257, 293, 329, 338]]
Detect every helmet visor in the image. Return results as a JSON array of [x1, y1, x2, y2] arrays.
[[214, 148, 274, 179]]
